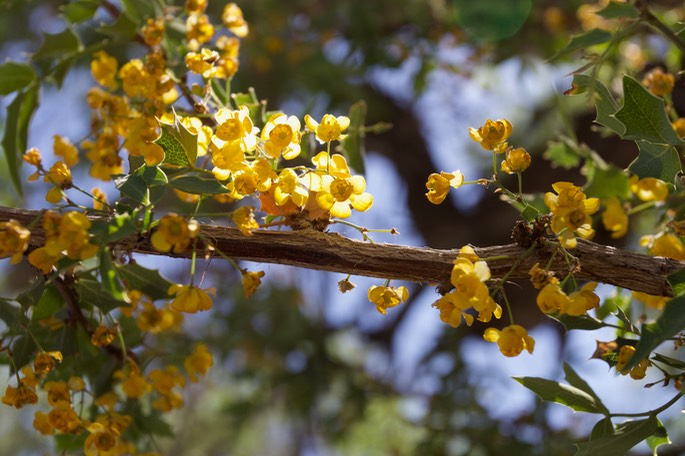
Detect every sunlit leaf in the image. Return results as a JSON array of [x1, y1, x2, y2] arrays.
[[0, 62, 36, 95], [155, 113, 198, 167], [169, 175, 229, 195], [514, 377, 606, 414]]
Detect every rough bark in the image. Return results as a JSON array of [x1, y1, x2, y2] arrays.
[[3, 206, 682, 297]]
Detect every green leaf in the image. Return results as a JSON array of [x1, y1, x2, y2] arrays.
[[115, 263, 173, 301], [31, 286, 63, 322], [668, 268, 685, 297], [563, 363, 609, 415], [629, 141, 682, 183], [114, 173, 148, 204], [543, 139, 582, 169], [137, 165, 168, 187], [0, 62, 36, 95], [550, 314, 606, 331], [15, 277, 46, 310], [32, 28, 81, 61], [10, 335, 36, 372], [596, 1, 639, 19], [155, 113, 198, 167], [55, 433, 87, 453], [521, 204, 541, 222], [651, 352, 685, 370], [231, 89, 267, 127], [169, 174, 229, 195], [91, 212, 139, 244], [553, 29, 612, 60], [340, 100, 367, 173], [514, 377, 606, 414], [646, 418, 670, 455], [614, 305, 639, 334], [2, 84, 39, 196], [453, 0, 532, 42], [575, 417, 658, 456], [614, 75, 685, 145], [121, 0, 154, 24], [97, 12, 138, 37], [624, 293, 685, 371], [76, 276, 127, 313], [567, 74, 625, 135], [584, 163, 630, 199], [590, 417, 615, 440], [61, 0, 100, 23], [0, 299, 21, 328], [99, 248, 126, 302]]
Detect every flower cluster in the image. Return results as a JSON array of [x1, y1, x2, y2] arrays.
[[544, 181, 599, 248]]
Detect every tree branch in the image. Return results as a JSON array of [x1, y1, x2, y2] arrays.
[[2, 206, 682, 297]]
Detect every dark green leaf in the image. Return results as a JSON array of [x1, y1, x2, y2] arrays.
[[2, 84, 39, 196], [340, 100, 366, 174], [646, 418, 670, 455], [521, 204, 541, 222], [55, 433, 87, 453], [137, 165, 168, 187], [563, 363, 609, 415], [614, 305, 639, 334], [77, 276, 127, 313], [97, 12, 138, 37], [99, 248, 126, 302], [615, 75, 685, 145], [514, 377, 606, 414], [32, 28, 81, 61], [584, 163, 631, 199], [668, 268, 685, 297], [553, 29, 612, 60], [10, 335, 36, 371], [590, 417, 614, 440], [115, 263, 173, 300], [596, 1, 639, 19], [0, 299, 21, 327], [575, 417, 658, 456], [15, 277, 46, 310], [0, 62, 36, 95], [624, 294, 685, 371], [651, 352, 685, 370], [597, 291, 630, 320], [155, 113, 198, 166], [170, 174, 229, 195], [61, 0, 100, 23], [31, 286, 63, 322], [550, 314, 606, 331], [544, 139, 582, 169], [114, 173, 148, 204], [568, 74, 625, 135], [629, 141, 682, 183], [453, 0, 531, 42], [91, 212, 139, 244], [120, 0, 154, 24]]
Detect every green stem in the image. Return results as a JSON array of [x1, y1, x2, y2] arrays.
[[627, 200, 656, 216], [609, 392, 683, 418], [637, 1, 685, 54]]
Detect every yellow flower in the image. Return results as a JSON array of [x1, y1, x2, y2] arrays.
[[536, 282, 570, 314], [143, 17, 165, 47], [425, 170, 464, 205], [169, 284, 215, 313], [643, 232, 685, 261], [68, 376, 85, 392], [565, 282, 600, 316], [115, 367, 152, 398], [630, 176, 668, 202], [44, 381, 71, 405], [151, 214, 199, 253], [185, 0, 207, 13], [544, 181, 599, 248], [274, 168, 309, 207], [311, 151, 351, 179], [468, 118, 512, 153], [500, 147, 531, 174], [48, 401, 81, 433], [136, 302, 183, 334], [53, 135, 79, 167], [33, 351, 63, 374], [186, 13, 215, 51], [92, 325, 118, 347], [0, 219, 30, 264], [2, 383, 38, 408], [673, 118, 685, 137], [33, 411, 54, 435], [85, 422, 119, 456], [242, 270, 265, 298], [304, 114, 350, 143], [616, 345, 650, 380], [222, 3, 249, 37], [601, 197, 628, 238], [432, 292, 475, 328], [91, 51, 118, 90], [149, 366, 185, 396], [316, 175, 373, 218], [23, 147, 42, 166], [91, 187, 107, 211], [44, 161, 73, 204], [368, 285, 408, 315], [231, 205, 260, 236], [185, 343, 213, 382], [262, 113, 302, 159], [483, 325, 535, 357], [528, 263, 556, 289], [642, 67, 674, 97], [185, 48, 220, 78], [214, 106, 259, 151], [632, 291, 668, 310]]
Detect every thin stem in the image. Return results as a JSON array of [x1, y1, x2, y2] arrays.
[[637, 1, 685, 54], [609, 392, 684, 418]]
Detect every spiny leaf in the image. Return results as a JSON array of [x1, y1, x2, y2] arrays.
[[2, 85, 40, 197], [614, 75, 685, 145], [563, 363, 609, 415], [32, 28, 81, 61], [169, 175, 229, 195], [61, 0, 100, 23], [575, 417, 658, 456], [552, 29, 612, 60], [115, 263, 173, 301], [646, 419, 671, 456], [514, 376, 606, 414], [0, 62, 37, 95], [629, 141, 681, 183], [76, 276, 127, 313], [155, 113, 198, 167], [567, 74, 625, 135]]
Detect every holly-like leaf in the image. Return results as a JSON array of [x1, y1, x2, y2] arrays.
[[114, 173, 148, 204], [32, 28, 81, 61], [550, 314, 606, 331], [552, 29, 613, 60], [340, 100, 367, 174], [2, 85, 39, 196], [563, 363, 609, 415], [596, 1, 639, 19], [614, 75, 685, 145], [651, 353, 685, 370], [575, 417, 658, 456], [623, 293, 685, 371], [97, 12, 137, 37], [567, 74, 625, 135], [646, 419, 671, 455], [61, 0, 100, 23], [115, 263, 173, 301], [155, 113, 198, 167], [590, 417, 615, 440], [628, 141, 681, 183], [0, 62, 36, 95], [169, 175, 229, 195], [77, 276, 127, 313], [514, 377, 606, 414]]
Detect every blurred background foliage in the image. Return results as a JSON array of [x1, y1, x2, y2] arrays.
[[2, 0, 685, 454]]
